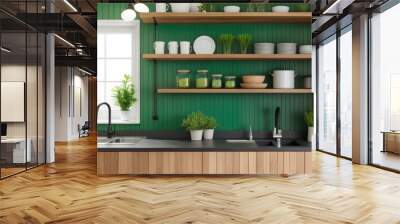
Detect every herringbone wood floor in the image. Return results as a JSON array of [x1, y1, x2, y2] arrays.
[[1, 136, 400, 224]]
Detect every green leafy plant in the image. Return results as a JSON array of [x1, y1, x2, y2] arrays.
[[304, 111, 313, 127], [112, 74, 137, 111], [182, 112, 207, 131], [219, 33, 235, 54], [237, 33, 252, 54], [199, 3, 215, 12], [204, 116, 217, 129]]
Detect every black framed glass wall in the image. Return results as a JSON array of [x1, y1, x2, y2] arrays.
[[370, 3, 400, 171], [316, 26, 353, 159], [0, 1, 46, 179]]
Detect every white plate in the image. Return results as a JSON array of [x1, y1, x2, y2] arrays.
[[193, 36, 216, 54]]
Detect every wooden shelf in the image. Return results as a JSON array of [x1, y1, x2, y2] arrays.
[[139, 12, 311, 24], [143, 54, 311, 61], [157, 88, 313, 94]]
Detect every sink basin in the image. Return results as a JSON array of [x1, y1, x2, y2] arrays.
[[226, 139, 255, 143], [105, 137, 145, 144], [255, 139, 302, 147]]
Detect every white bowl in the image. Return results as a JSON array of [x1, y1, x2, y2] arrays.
[[299, 45, 312, 54], [255, 43, 275, 54], [170, 3, 190, 13], [272, 6, 290, 13], [277, 43, 297, 54], [224, 6, 240, 13]]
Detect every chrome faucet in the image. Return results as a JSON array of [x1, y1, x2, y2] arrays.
[[249, 126, 253, 141], [273, 107, 282, 148], [97, 102, 113, 138]]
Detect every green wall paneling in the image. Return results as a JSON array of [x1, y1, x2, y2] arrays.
[[97, 3, 313, 134]]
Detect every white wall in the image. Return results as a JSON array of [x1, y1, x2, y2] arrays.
[[55, 67, 89, 141]]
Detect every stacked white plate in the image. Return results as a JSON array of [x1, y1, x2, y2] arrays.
[[254, 43, 275, 54], [193, 36, 216, 54], [299, 45, 312, 54], [277, 43, 297, 54]]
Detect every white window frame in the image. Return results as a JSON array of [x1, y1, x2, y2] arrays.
[[97, 20, 140, 124]]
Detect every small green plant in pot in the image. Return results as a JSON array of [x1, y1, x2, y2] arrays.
[[219, 34, 234, 54], [237, 33, 252, 54], [182, 112, 207, 141], [203, 116, 217, 140], [112, 74, 137, 121], [304, 111, 314, 142]]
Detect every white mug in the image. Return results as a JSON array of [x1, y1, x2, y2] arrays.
[[168, 41, 178, 54], [179, 41, 191, 54], [154, 41, 165, 54], [156, 3, 169, 12]]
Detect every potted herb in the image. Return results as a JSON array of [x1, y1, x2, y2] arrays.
[[219, 34, 234, 54], [182, 112, 207, 141], [304, 111, 314, 142], [112, 74, 137, 121], [237, 33, 252, 54], [203, 116, 217, 140]]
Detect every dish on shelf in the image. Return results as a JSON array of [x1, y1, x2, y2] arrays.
[[170, 3, 190, 13], [254, 43, 275, 54], [224, 6, 240, 13], [277, 43, 297, 54], [190, 3, 202, 12], [242, 75, 265, 83], [272, 70, 296, 89], [193, 36, 216, 54], [272, 6, 290, 12], [299, 45, 312, 54], [240, 83, 268, 89]]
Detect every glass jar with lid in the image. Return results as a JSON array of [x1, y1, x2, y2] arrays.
[[196, 69, 209, 88], [224, 76, 236, 88], [176, 69, 191, 88], [211, 74, 223, 88]]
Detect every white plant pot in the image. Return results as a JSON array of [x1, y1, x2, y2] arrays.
[[308, 126, 314, 142], [204, 129, 214, 140], [120, 110, 132, 121], [190, 130, 203, 141]]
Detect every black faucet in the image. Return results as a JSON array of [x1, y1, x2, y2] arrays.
[[273, 107, 282, 148], [97, 102, 113, 138]]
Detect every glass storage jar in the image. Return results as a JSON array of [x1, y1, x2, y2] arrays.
[[196, 69, 209, 88], [211, 74, 223, 88], [224, 76, 236, 88], [176, 69, 191, 88]]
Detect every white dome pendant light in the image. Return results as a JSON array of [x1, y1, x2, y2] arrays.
[[134, 3, 149, 13], [121, 3, 136, 21]]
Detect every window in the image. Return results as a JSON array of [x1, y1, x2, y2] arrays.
[[97, 20, 140, 124], [318, 36, 337, 154], [371, 4, 400, 171], [340, 28, 352, 158]]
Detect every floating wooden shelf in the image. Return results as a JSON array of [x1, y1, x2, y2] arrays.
[[143, 54, 311, 61], [157, 88, 313, 94], [139, 12, 312, 24]]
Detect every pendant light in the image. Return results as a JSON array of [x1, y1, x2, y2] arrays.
[[121, 3, 150, 21], [134, 3, 149, 13], [121, 4, 137, 21]]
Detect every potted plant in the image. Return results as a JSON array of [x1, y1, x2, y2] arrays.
[[182, 112, 207, 141], [112, 74, 137, 121], [237, 33, 252, 54], [219, 33, 234, 54], [304, 111, 314, 142], [203, 116, 217, 140]]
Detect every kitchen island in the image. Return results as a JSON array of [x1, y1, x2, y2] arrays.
[[97, 138, 312, 176]]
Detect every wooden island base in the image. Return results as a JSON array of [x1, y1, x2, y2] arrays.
[[97, 151, 311, 176]]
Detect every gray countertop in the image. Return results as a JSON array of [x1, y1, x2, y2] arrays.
[[97, 138, 311, 152]]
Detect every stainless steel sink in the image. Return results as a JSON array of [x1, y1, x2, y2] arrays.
[[99, 137, 145, 145], [225, 139, 256, 143], [255, 139, 302, 147]]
